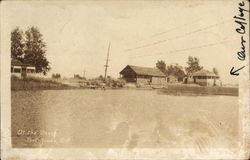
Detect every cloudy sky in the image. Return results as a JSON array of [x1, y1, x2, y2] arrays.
[[2, 0, 247, 84]]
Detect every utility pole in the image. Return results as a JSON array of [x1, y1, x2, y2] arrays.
[[104, 42, 111, 81]]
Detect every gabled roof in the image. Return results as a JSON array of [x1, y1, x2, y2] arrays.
[[193, 69, 218, 77], [120, 65, 166, 77], [11, 59, 33, 67]]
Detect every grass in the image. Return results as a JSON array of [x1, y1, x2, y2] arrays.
[[11, 75, 74, 90], [11, 76, 239, 96], [160, 84, 238, 96]]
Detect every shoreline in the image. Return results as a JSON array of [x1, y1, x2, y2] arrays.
[[159, 85, 238, 96], [11, 76, 238, 96]]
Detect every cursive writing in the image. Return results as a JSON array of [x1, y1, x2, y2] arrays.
[[230, 1, 249, 76]]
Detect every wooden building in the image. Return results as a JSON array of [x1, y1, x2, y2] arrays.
[[119, 65, 166, 85], [185, 69, 220, 86], [11, 59, 36, 78]]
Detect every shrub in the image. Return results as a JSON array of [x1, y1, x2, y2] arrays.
[[52, 73, 61, 79]]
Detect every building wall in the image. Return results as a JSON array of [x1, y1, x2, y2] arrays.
[[27, 73, 43, 78], [152, 77, 166, 85], [195, 78, 215, 86], [11, 73, 22, 78], [121, 72, 136, 82], [186, 75, 194, 83], [12, 72, 43, 78], [137, 77, 150, 85], [136, 76, 166, 85], [121, 73, 136, 82], [123, 77, 136, 82], [215, 79, 222, 86]]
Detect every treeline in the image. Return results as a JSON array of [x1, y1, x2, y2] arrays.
[[156, 56, 219, 81]]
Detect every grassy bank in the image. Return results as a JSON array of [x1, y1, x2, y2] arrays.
[[159, 84, 238, 96], [11, 76, 75, 91]]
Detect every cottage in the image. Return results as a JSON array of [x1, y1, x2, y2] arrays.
[[119, 65, 166, 85], [185, 69, 220, 86], [11, 59, 36, 78]]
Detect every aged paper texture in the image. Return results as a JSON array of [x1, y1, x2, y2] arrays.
[[1, 0, 250, 159]]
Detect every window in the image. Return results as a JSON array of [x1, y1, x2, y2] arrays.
[[14, 68, 21, 73]]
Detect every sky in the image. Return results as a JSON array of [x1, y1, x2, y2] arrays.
[[2, 0, 249, 84]]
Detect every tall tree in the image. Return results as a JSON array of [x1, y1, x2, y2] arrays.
[[213, 67, 219, 76], [11, 27, 25, 61], [156, 60, 166, 74], [166, 64, 186, 81], [24, 27, 50, 75], [185, 56, 203, 74]]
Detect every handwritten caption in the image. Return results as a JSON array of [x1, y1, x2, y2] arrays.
[[230, 1, 249, 76], [17, 129, 71, 145]]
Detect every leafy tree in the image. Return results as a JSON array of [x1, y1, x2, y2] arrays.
[[98, 75, 105, 81], [24, 27, 50, 75], [156, 60, 166, 74], [11, 26, 50, 75], [166, 64, 186, 81], [213, 67, 219, 76], [185, 56, 203, 74], [11, 27, 25, 61]]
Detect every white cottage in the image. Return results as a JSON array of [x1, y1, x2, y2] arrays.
[[11, 59, 36, 78], [185, 69, 221, 86]]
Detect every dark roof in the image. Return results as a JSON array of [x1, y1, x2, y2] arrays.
[[120, 65, 166, 77], [11, 59, 32, 67], [193, 69, 218, 77]]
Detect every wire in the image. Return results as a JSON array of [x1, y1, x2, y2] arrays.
[[134, 8, 223, 43], [125, 19, 231, 52], [130, 39, 237, 59], [151, 18, 203, 38]]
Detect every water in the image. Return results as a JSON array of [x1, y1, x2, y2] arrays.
[[12, 89, 239, 150]]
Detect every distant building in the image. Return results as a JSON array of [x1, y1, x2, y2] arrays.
[[11, 59, 36, 78], [166, 75, 178, 83], [119, 65, 166, 85], [185, 69, 221, 86]]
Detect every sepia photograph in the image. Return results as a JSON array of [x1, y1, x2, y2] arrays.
[[1, 0, 249, 159]]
